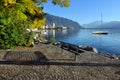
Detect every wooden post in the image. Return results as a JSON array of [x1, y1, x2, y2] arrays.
[[74, 54, 77, 61]]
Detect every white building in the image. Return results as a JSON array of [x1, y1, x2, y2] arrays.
[[53, 23, 55, 28]]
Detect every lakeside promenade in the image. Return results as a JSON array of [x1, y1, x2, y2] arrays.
[[0, 43, 119, 80]]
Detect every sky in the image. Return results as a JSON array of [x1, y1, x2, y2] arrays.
[[43, 0, 120, 25]]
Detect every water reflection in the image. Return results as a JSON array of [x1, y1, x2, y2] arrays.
[[44, 29, 79, 40], [62, 30, 67, 34]]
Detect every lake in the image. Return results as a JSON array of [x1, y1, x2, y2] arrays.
[[43, 29, 120, 55]]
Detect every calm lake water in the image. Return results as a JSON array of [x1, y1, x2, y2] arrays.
[[43, 29, 120, 55]]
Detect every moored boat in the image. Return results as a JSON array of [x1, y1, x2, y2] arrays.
[[92, 31, 108, 35], [92, 13, 108, 35]]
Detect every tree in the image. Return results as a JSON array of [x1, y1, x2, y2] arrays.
[[0, 0, 70, 49]]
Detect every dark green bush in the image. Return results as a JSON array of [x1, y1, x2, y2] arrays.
[[50, 37, 56, 44], [0, 23, 34, 49]]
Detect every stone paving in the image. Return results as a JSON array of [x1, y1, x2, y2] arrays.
[[0, 44, 119, 80]]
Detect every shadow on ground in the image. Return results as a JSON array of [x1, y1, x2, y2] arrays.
[[3, 51, 49, 61], [1, 51, 120, 67], [0, 61, 119, 67]]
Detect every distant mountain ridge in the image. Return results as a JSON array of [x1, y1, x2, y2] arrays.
[[83, 21, 120, 29], [45, 14, 82, 30]]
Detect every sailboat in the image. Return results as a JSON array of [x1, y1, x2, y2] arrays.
[[92, 13, 108, 35]]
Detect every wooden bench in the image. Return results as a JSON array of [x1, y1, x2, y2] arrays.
[[60, 41, 69, 50], [60, 41, 84, 55]]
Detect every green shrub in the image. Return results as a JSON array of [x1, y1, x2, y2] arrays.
[[0, 24, 34, 49], [50, 37, 56, 44]]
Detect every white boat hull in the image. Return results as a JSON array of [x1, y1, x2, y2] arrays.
[[92, 31, 108, 35]]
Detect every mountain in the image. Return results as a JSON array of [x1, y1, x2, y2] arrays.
[[83, 21, 102, 29], [103, 21, 120, 29], [83, 21, 120, 29], [45, 14, 82, 30]]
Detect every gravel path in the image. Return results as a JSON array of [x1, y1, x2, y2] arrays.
[[0, 43, 119, 80]]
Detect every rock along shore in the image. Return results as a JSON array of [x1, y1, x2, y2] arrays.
[[0, 43, 120, 80]]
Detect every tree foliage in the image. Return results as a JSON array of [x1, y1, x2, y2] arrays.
[[0, 0, 70, 49], [52, 0, 70, 7]]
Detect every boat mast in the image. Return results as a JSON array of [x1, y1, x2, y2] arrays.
[[101, 12, 102, 30]]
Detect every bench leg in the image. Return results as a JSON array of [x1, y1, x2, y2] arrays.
[[61, 48, 63, 54], [74, 54, 77, 61]]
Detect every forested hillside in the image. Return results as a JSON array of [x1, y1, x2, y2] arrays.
[[45, 14, 82, 30]]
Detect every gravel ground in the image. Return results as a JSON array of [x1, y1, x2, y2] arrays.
[[0, 43, 119, 80]]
